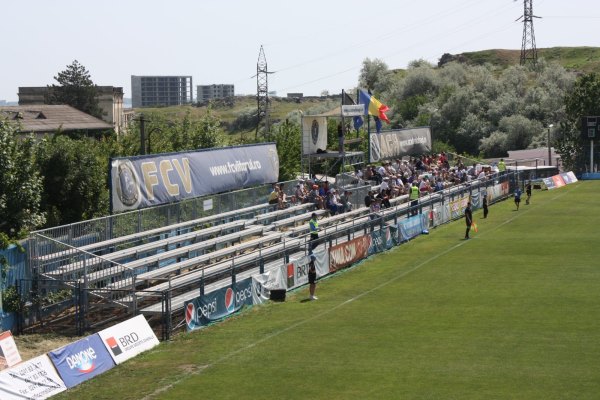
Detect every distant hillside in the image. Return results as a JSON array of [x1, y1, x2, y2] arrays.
[[135, 47, 600, 139], [442, 46, 600, 74]]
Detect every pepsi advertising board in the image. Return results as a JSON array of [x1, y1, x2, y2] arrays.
[[184, 278, 253, 331], [98, 315, 159, 365], [48, 334, 115, 388]]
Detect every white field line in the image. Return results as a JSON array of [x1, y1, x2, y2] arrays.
[[139, 186, 575, 400]]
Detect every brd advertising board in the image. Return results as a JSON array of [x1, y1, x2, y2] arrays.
[[98, 315, 160, 365], [48, 334, 115, 388], [0, 355, 67, 399], [110, 143, 279, 212], [184, 278, 253, 331]]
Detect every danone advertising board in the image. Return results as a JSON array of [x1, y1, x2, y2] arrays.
[[98, 315, 160, 365], [0, 355, 67, 399], [184, 278, 253, 331], [48, 334, 115, 388], [110, 143, 279, 212]]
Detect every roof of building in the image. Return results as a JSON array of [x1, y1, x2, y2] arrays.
[[0, 105, 112, 133]]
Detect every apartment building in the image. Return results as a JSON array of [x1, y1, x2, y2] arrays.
[[131, 76, 193, 108], [197, 84, 235, 102]]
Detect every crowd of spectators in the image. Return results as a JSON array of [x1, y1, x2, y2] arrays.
[[269, 152, 497, 215]]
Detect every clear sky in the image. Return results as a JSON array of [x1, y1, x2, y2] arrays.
[[1, 0, 599, 101]]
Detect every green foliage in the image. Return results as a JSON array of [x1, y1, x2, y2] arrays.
[[359, 58, 392, 93], [1, 286, 20, 313], [0, 120, 45, 238], [272, 120, 301, 181], [229, 107, 258, 132], [45, 60, 103, 119], [120, 109, 227, 156], [36, 135, 111, 226], [557, 73, 600, 172]]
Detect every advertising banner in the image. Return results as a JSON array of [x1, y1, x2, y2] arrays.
[[110, 143, 279, 212], [397, 214, 427, 242], [542, 177, 556, 190], [48, 334, 115, 388], [98, 315, 159, 365], [562, 171, 578, 184], [0, 355, 67, 399], [551, 174, 566, 188], [284, 251, 329, 291], [489, 181, 509, 201], [449, 196, 470, 219], [251, 274, 273, 305], [369, 127, 432, 162], [301, 116, 328, 155], [329, 236, 371, 273], [430, 204, 450, 227], [368, 226, 393, 255], [0, 332, 21, 370], [184, 278, 253, 331]]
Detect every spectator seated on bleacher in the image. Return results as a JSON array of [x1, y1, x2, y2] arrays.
[[268, 184, 279, 206], [295, 182, 307, 204], [308, 184, 324, 209], [326, 188, 343, 215], [278, 183, 292, 209], [340, 190, 353, 213]]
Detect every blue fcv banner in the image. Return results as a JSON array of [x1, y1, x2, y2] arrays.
[[184, 278, 253, 331], [48, 334, 116, 388], [110, 143, 280, 212], [397, 214, 427, 242]]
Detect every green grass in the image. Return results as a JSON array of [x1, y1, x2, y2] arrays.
[[459, 47, 600, 75], [57, 181, 600, 399]]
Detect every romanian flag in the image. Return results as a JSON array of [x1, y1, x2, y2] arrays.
[[359, 89, 390, 123]]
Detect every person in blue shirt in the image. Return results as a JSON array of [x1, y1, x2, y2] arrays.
[[514, 186, 522, 211]]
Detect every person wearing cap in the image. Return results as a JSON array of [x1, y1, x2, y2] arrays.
[[380, 176, 390, 191], [308, 184, 324, 209], [308, 213, 319, 252], [308, 254, 318, 300]]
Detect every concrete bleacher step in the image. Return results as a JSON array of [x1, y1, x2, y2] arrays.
[[44, 219, 256, 280], [107, 232, 293, 292], [35, 202, 278, 264]]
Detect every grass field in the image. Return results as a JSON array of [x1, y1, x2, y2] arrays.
[[57, 181, 600, 400]]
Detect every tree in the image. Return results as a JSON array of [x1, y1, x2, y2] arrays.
[[0, 120, 45, 237], [46, 60, 103, 119], [36, 135, 110, 226], [359, 58, 391, 93], [272, 120, 301, 181], [557, 73, 600, 172]]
